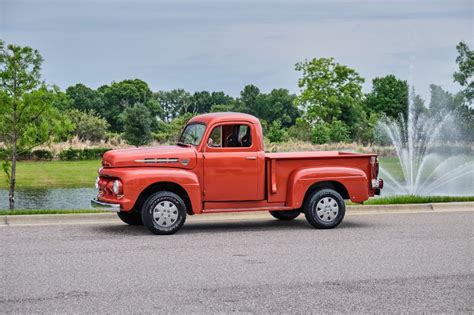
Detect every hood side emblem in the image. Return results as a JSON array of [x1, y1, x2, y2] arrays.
[[134, 158, 179, 163], [181, 159, 190, 166]]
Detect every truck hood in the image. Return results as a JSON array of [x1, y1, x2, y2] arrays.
[[102, 145, 197, 169]]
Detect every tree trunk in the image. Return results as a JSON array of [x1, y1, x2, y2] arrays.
[[8, 139, 17, 211]]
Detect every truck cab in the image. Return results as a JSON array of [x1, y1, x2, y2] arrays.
[[92, 112, 383, 235]]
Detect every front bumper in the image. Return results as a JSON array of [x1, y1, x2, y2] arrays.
[[91, 198, 121, 212]]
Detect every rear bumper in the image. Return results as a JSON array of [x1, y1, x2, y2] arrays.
[[91, 199, 121, 212]]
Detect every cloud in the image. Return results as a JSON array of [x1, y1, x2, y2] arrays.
[[1, 0, 473, 102]]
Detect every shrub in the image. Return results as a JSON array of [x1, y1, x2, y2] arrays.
[[328, 120, 350, 143], [59, 148, 80, 160], [288, 118, 312, 142], [31, 149, 53, 160], [267, 120, 289, 143], [311, 122, 330, 144], [68, 109, 110, 142], [59, 148, 109, 160]]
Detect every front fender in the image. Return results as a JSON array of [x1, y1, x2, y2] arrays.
[[287, 167, 369, 208], [98, 167, 202, 212]]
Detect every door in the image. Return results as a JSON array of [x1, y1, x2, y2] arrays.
[[203, 123, 260, 201]]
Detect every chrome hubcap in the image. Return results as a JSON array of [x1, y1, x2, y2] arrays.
[[152, 201, 179, 227], [315, 197, 339, 222]]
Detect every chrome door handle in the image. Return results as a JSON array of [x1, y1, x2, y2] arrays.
[[246, 156, 257, 160]]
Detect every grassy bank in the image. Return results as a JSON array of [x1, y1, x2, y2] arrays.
[[362, 195, 474, 205], [0, 160, 101, 189], [0, 209, 103, 215], [1, 157, 402, 189]]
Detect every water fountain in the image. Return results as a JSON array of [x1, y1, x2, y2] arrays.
[[377, 90, 474, 196]]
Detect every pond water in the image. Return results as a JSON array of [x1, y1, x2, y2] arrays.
[[0, 188, 97, 210]]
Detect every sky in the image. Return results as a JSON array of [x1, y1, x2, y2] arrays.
[[1, 0, 473, 102]]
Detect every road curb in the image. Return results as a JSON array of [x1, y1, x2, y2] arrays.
[[1, 202, 473, 226]]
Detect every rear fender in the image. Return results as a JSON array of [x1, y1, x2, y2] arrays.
[[286, 167, 369, 207]]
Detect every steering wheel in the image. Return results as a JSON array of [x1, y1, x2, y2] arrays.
[[225, 134, 237, 147]]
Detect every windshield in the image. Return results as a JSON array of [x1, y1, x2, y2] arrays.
[[178, 123, 206, 146]]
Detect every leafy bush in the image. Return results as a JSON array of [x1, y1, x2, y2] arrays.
[[59, 148, 80, 160], [288, 118, 312, 142], [31, 149, 53, 160], [328, 120, 350, 143], [311, 122, 330, 144], [267, 120, 289, 143], [68, 109, 110, 142], [59, 148, 109, 160]]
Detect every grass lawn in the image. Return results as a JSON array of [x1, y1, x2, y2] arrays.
[[361, 195, 474, 205], [0, 160, 101, 189], [1, 157, 403, 189], [378, 156, 403, 179]]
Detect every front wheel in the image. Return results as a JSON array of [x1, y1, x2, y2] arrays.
[[117, 210, 143, 225], [141, 191, 187, 235], [269, 210, 301, 220], [304, 189, 345, 229]]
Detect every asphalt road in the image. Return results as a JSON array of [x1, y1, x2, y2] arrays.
[[1, 211, 473, 313]]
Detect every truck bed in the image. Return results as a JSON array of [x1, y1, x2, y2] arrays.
[[265, 151, 376, 204]]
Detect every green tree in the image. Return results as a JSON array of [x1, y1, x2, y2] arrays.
[[68, 109, 110, 142], [254, 89, 299, 128], [66, 83, 105, 113], [0, 40, 72, 209], [453, 41, 473, 103], [235, 84, 260, 113], [295, 57, 365, 139], [364, 75, 408, 119], [428, 84, 473, 142], [100, 79, 162, 131], [191, 91, 234, 114], [155, 89, 192, 122], [154, 112, 194, 143], [429, 84, 458, 113], [210, 103, 235, 113], [121, 103, 153, 146]]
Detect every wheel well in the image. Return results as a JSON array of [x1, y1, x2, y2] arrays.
[[133, 182, 194, 215], [304, 180, 350, 202]]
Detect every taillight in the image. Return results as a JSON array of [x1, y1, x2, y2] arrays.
[[370, 156, 379, 178]]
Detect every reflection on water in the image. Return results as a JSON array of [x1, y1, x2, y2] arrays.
[[0, 188, 97, 210]]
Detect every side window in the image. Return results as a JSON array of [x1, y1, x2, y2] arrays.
[[238, 125, 251, 147], [207, 126, 222, 147], [208, 124, 252, 148]]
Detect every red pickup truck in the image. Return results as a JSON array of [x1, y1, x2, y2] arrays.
[[92, 112, 383, 234]]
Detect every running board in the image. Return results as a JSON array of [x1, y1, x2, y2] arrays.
[[202, 206, 294, 214]]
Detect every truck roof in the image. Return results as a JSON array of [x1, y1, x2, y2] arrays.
[[188, 112, 260, 125]]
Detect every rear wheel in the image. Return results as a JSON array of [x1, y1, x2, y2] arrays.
[[141, 191, 187, 235], [304, 188, 345, 229], [117, 210, 143, 225], [269, 210, 301, 220]]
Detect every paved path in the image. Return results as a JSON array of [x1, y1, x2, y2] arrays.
[[1, 211, 472, 313]]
